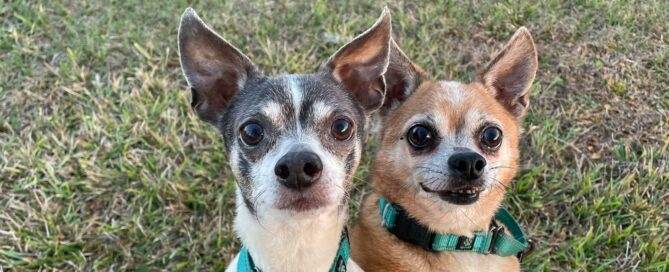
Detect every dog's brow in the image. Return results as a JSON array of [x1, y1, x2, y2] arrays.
[[262, 101, 284, 125], [402, 113, 433, 131], [311, 101, 333, 122]]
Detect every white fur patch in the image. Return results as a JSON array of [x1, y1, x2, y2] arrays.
[[262, 101, 283, 126], [235, 193, 348, 271], [312, 101, 333, 122], [247, 133, 348, 217], [439, 81, 467, 105], [287, 75, 303, 121]]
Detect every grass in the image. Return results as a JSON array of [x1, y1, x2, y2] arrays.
[[1, 0, 667, 271]]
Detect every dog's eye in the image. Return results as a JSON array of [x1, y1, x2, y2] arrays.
[[331, 118, 354, 141], [407, 125, 435, 151], [240, 122, 264, 145], [480, 126, 502, 151]]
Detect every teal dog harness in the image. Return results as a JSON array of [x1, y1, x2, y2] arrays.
[[379, 197, 531, 259], [237, 229, 350, 272]]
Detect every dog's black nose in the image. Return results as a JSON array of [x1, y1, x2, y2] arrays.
[[448, 152, 486, 180], [275, 151, 323, 190]]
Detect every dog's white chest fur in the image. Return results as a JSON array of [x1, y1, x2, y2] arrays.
[[226, 255, 362, 272], [230, 192, 360, 272]]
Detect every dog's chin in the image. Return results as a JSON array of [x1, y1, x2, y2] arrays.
[[420, 182, 485, 205], [274, 184, 334, 212]]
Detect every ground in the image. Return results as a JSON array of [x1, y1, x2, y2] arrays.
[[1, 1, 667, 271]]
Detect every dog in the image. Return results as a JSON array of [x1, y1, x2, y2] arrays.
[[350, 27, 538, 271], [178, 7, 393, 272]]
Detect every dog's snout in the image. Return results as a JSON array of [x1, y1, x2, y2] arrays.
[[448, 152, 486, 180], [275, 151, 323, 190]]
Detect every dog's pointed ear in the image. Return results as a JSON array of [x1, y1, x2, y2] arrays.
[[479, 27, 538, 118], [323, 7, 392, 112], [380, 39, 425, 115], [178, 8, 259, 123]]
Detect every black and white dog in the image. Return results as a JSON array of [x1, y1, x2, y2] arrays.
[[178, 7, 392, 272]]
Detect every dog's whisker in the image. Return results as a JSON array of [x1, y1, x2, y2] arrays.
[[251, 188, 269, 229], [488, 165, 514, 170], [458, 209, 477, 227]]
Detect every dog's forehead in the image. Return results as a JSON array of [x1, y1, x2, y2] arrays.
[[435, 81, 469, 106], [233, 74, 362, 125], [417, 81, 508, 132], [431, 81, 481, 133], [281, 74, 360, 112], [383, 80, 520, 143]]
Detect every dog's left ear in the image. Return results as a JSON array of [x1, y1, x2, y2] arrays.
[[323, 8, 392, 112], [480, 27, 538, 118]]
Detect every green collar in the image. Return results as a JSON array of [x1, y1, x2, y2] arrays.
[[379, 197, 531, 259], [237, 229, 350, 272]]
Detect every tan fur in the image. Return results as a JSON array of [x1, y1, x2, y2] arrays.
[[351, 28, 538, 272]]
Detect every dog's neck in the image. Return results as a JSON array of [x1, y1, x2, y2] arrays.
[[234, 191, 347, 272], [373, 174, 501, 236]]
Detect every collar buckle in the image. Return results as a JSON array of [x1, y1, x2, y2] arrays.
[[516, 238, 534, 262], [487, 224, 505, 254]]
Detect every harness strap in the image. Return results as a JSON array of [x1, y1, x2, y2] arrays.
[[379, 197, 530, 259]]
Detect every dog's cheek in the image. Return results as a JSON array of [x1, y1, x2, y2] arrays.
[[388, 143, 417, 184], [496, 134, 520, 173], [343, 147, 359, 190], [322, 148, 349, 189], [230, 150, 259, 214]]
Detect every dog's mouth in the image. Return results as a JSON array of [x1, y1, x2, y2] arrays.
[[276, 196, 328, 212], [275, 184, 331, 212], [420, 183, 485, 205]]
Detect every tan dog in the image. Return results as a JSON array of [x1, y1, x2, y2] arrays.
[[351, 28, 538, 271]]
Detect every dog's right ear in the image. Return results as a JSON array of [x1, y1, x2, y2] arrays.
[[323, 8, 392, 113], [178, 8, 259, 123], [380, 39, 425, 115], [479, 27, 538, 118]]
